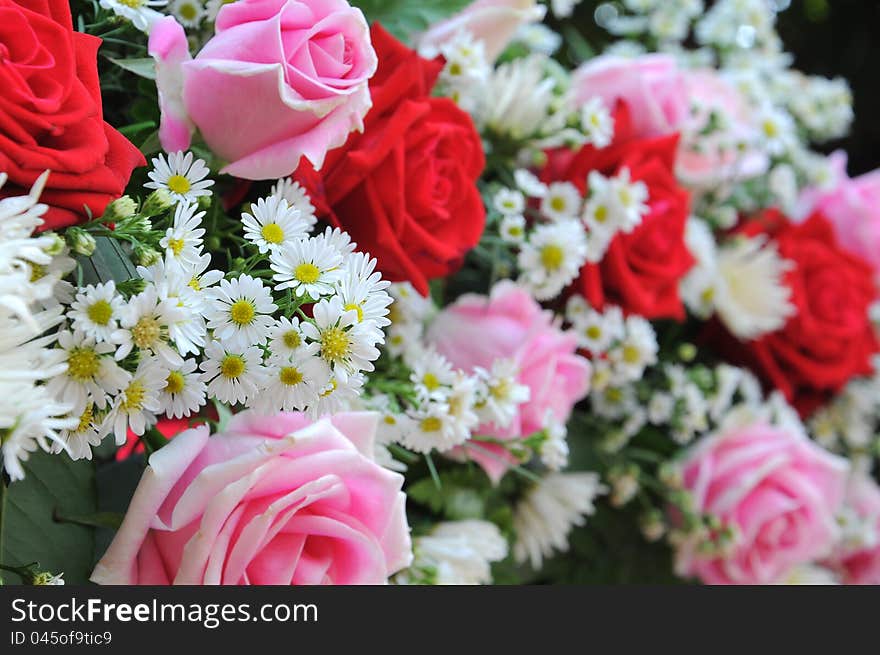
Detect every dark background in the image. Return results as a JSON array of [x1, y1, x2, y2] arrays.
[[566, 0, 880, 176]]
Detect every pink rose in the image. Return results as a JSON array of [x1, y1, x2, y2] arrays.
[[427, 281, 591, 483], [91, 411, 412, 584], [676, 422, 848, 585], [149, 0, 377, 180], [676, 69, 768, 189], [571, 54, 689, 139], [829, 474, 880, 585], [416, 0, 545, 62], [796, 151, 880, 280]]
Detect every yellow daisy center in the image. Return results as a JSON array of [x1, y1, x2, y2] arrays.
[[179, 2, 198, 19], [118, 0, 144, 7], [420, 416, 443, 432], [594, 204, 609, 223], [67, 348, 100, 381], [489, 379, 511, 401], [164, 371, 185, 394], [167, 174, 191, 195], [586, 325, 602, 340], [320, 327, 349, 363], [229, 300, 255, 325], [188, 277, 201, 292], [344, 302, 364, 322], [294, 262, 321, 284], [220, 355, 245, 379], [86, 300, 113, 326], [29, 262, 46, 282], [762, 120, 778, 138], [320, 379, 338, 397], [507, 225, 524, 238], [282, 329, 301, 349], [261, 223, 285, 244], [540, 244, 564, 271], [279, 366, 303, 386], [549, 196, 566, 213], [121, 381, 146, 411], [76, 405, 94, 433], [622, 344, 641, 364], [168, 238, 185, 256], [131, 316, 161, 349], [422, 373, 440, 391]]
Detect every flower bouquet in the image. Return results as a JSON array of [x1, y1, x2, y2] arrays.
[[2, 0, 879, 586]]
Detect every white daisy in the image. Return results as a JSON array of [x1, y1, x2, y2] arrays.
[[514, 168, 548, 198], [46, 330, 131, 412], [98, 0, 165, 32], [571, 305, 624, 354], [493, 188, 526, 216], [513, 472, 606, 569], [102, 357, 165, 445], [714, 236, 796, 340], [158, 357, 206, 419], [137, 259, 206, 355], [112, 286, 186, 366], [586, 168, 649, 234], [271, 177, 317, 226], [253, 351, 329, 413], [403, 400, 469, 453], [270, 234, 344, 298], [55, 403, 103, 461], [337, 251, 393, 331], [309, 373, 365, 418], [267, 316, 306, 362], [301, 296, 381, 382], [540, 182, 582, 221], [169, 0, 205, 27], [206, 274, 276, 350], [386, 321, 422, 360], [0, 386, 75, 481], [180, 252, 224, 308], [241, 195, 313, 254], [517, 220, 588, 301], [499, 214, 527, 245], [199, 341, 265, 406], [580, 96, 614, 148], [406, 520, 508, 585], [145, 151, 214, 204], [446, 372, 480, 436], [539, 411, 569, 471], [410, 349, 456, 402], [474, 358, 530, 429], [67, 281, 124, 343], [159, 201, 206, 270], [608, 315, 658, 383], [318, 225, 357, 256]]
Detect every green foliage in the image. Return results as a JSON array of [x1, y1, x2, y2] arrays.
[[107, 57, 156, 80], [352, 0, 471, 43], [0, 451, 97, 584]]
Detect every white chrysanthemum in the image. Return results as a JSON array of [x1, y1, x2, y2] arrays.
[[199, 341, 265, 406], [47, 330, 131, 412], [270, 234, 344, 298], [160, 201, 206, 271], [158, 357, 206, 419], [98, 0, 165, 32], [55, 404, 103, 461], [271, 177, 318, 226], [680, 217, 719, 319], [403, 400, 469, 453], [410, 520, 509, 585], [337, 252, 392, 331], [309, 373, 365, 418], [756, 104, 797, 156], [169, 0, 205, 27], [514, 169, 548, 198], [178, 253, 224, 307], [580, 96, 614, 148], [242, 195, 313, 254], [513, 472, 606, 569], [586, 168, 649, 234], [386, 321, 422, 360], [102, 356, 166, 445], [29, 248, 76, 306], [446, 372, 480, 436], [112, 286, 186, 366], [206, 274, 277, 350], [493, 188, 526, 216], [479, 54, 561, 141], [571, 305, 624, 354], [137, 259, 207, 355], [410, 349, 455, 402], [517, 220, 588, 301], [301, 296, 381, 382], [540, 411, 569, 471], [267, 316, 306, 362], [474, 358, 530, 429], [145, 151, 214, 204], [499, 214, 527, 245], [608, 315, 658, 382], [67, 281, 124, 343], [540, 182, 582, 222], [253, 352, 329, 414], [714, 236, 796, 340], [319, 225, 357, 256]]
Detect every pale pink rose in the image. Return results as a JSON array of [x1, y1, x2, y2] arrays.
[[676, 422, 848, 585], [676, 69, 769, 189], [416, 0, 546, 62], [796, 151, 880, 279], [148, 0, 377, 180], [91, 411, 412, 585], [571, 54, 689, 139], [427, 281, 591, 483], [829, 474, 880, 585]]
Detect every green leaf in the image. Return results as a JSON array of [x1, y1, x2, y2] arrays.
[[138, 130, 162, 156], [0, 450, 97, 584], [352, 0, 471, 43], [107, 57, 156, 80], [75, 236, 139, 287]]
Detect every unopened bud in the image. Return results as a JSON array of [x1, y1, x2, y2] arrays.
[[141, 189, 173, 216], [67, 227, 96, 256], [102, 195, 137, 222], [135, 245, 161, 267], [43, 231, 66, 256]]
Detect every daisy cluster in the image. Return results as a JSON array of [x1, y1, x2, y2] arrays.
[[40, 152, 391, 464], [491, 163, 647, 301], [364, 288, 532, 458], [99, 0, 230, 36], [0, 173, 78, 480]]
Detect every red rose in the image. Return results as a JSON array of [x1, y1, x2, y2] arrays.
[[295, 23, 485, 296], [714, 210, 880, 416], [0, 0, 144, 230], [541, 102, 693, 320]]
